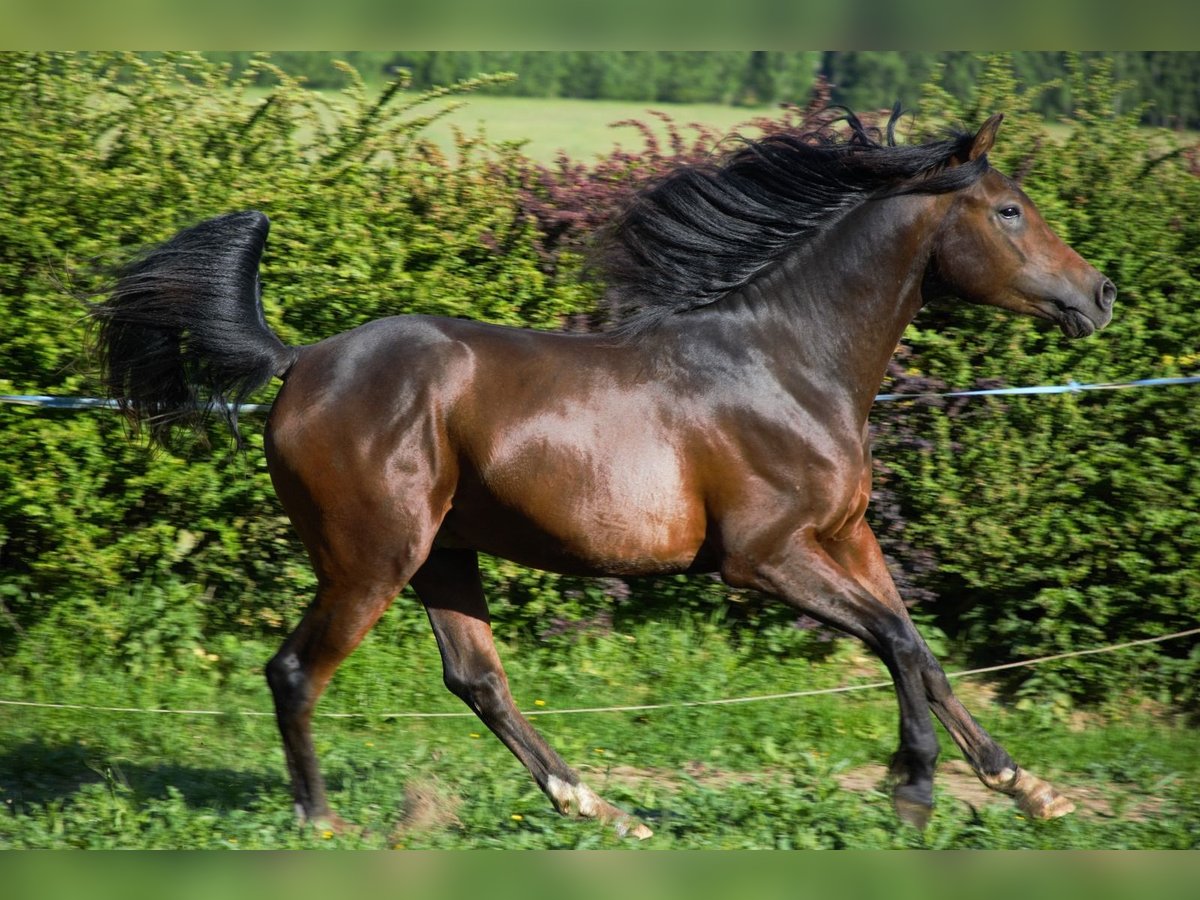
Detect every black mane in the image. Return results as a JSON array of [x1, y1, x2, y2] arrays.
[[600, 108, 989, 333]]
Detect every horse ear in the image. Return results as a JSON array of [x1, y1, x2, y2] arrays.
[[967, 113, 1004, 161]]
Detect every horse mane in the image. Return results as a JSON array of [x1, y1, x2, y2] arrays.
[[599, 107, 990, 334]]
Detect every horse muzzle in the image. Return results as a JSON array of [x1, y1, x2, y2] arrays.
[[1052, 276, 1116, 339]]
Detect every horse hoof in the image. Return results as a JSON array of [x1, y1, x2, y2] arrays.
[[547, 775, 653, 840], [986, 767, 1076, 821], [892, 788, 933, 830], [1018, 788, 1076, 820], [616, 818, 654, 840]]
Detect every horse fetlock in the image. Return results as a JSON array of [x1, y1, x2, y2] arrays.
[[887, 746, 937, 787], [546, 775, 653, 840], [886, 756, 911, 787], [979, 766, 1075, 820], [546, 774, 603, 817]]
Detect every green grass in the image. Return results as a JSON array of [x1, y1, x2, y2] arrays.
[[246, 88, 1199, 167], [2, 609, 1197, 849], [415, 96, 772, 163], [244, 88, 775, 164]]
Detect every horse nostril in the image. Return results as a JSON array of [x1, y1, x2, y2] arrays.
[[1097, 278, 1117, 312]]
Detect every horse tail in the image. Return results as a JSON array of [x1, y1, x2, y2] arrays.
[[89, 210, 299, 449]]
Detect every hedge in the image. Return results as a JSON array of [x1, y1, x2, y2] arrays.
[[1, 52, 1197, 709]]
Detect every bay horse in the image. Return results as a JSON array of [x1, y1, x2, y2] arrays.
[[90, 111, 1116, 838]]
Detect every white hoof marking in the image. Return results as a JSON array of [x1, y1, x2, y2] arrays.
[[547, 774, 602, 818]]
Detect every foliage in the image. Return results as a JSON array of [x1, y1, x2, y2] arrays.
[[1, 51, 1198, 720]]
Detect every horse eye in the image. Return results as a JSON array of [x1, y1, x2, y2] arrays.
[[999, 205, 1021, 220]]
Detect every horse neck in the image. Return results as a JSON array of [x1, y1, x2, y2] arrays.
[[716, 191, 947, 421]]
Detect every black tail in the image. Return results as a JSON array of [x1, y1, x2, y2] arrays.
[[89, 211, 297, 448]]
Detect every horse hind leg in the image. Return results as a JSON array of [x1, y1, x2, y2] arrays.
[[265, 574, 409, 830], [410, 548, 653, 840], [265, 501, 439, 829]]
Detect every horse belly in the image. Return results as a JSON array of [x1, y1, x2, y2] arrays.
[[444, 444, 707, 576]]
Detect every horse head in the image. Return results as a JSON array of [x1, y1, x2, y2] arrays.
[[926, 114, 1116, 338]]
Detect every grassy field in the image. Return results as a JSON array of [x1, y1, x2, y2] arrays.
[[244, 88, 779, 164], [414, 95, 772, 163], [244, 88, 1200, 168], [2, 608, 1197, 849]]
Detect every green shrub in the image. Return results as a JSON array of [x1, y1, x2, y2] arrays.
[[1, 52, 1196, 711]]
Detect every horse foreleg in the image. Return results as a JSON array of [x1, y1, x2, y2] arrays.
[[824, 523, 1075, 821], [725, 525, 942, 828], [411, 549, 653, 840], [922, 668, 1075, 819]]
